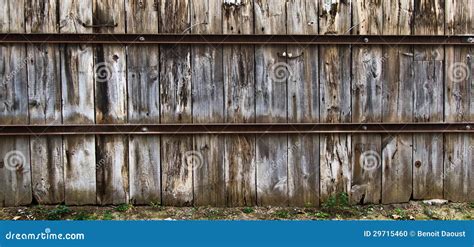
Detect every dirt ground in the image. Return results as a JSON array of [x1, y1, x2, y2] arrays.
[[1, 201, 473, 220]]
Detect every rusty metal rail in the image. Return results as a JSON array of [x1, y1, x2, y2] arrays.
[[0, 33, 473, 45], [0, 123, 472, 135]]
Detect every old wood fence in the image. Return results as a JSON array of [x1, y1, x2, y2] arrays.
[[0, 0, 473, 207]]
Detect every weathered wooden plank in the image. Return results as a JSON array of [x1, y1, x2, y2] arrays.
[[412, 0, 444, 200], [382, 0, 413, 35], [444, 45, 473, 202], [223, 0, 256, 207], [0, 0, 31, 207], [444, 0, 473, 202], [25, 0, 56, 33], [352, 0, 383, 35], [287, 0, 319, 207], [26, 0, 64, 205], [380, 0, 413, 204], [318, 0, 352, 204], [160, 0, 193, 206], [30, 137, 63, 204], [63, 136, 96, 205], [319, 0, 351, 35], [96, 134, 129, 205], [193, 135, 225, 206], [94, 0, 128, 205], [256, 135, 288, 206], [60, 0, 96, 205], [191, 0, 225, 206], [126, 0, 160, 205], [351, 0, 383, 204], [445, 0, 473, 35], [161, 137, 193, 206], [0, 0, 25, 32], [0, 138, 31, 206], [351, 51, 383, 204], [128, 135, 160, 205], [254, 0, 288, 206], [225, 135, 256, 206], [413, 58, 444, 199]]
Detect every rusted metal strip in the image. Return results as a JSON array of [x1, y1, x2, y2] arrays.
[[0, 33, 473, 45], [0, 123, 472, 135]]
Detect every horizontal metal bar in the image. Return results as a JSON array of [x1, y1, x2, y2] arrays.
[[0, 33, 473, 45], [0, 123, 472, 136]]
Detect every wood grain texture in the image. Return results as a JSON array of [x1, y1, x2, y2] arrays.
[[0, 0, 31, 207], [254, 0, 288, 206], [352, 0, 383, 35], [444, 46, 473, 202], [30, 137, 63, 204], [129, 135, 160, 204], [126, 0, 160, 205], [94, 0, 128, 205], [319, 0, 352, 203], [59, 0, 92, 33], [26, 0, 64, 205], [0, 0, 25, 32], [0, 137, 32, 206], [444, 0, 473, 202], [381, 51, 414, 204], [412, 0, 444, 200], [319, 0, 351, 35], [223, 0, 257, 206], [60, 0, 96, 205], [351, 46, 383, 204], [225, 135, 256, 206], [256, 135, 288, 206], [351, 0, 383, 205], [160, 0, 193, 206], [191, 0, 226, 206], [161, 137, 193, 206], [63, 136, 96, 205], [381, 0, 413, 204], [286, 0, 319, 207], [382, 0, 413, 35]]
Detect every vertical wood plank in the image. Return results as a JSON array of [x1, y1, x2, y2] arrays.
[[94, 0, 128, 205], [319, 0, 352, 204], [192, 0, 226, 206], [287, 0, 319, 207], [412, 0, 444, 200], [160, 0, 193, 206], [26, 0, 64, 204], [381, 48, 413, 203], [351, 0, 383, 204], [0, 138, 31, 206], [60, 0, 96, 205], [223, 0, 257, 206], [381, 0, 414, 204], [126, 0, 160, 205], [445, 0, 473, 202], [0, 0, 31, 207], [254, 0, 288, 206]]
